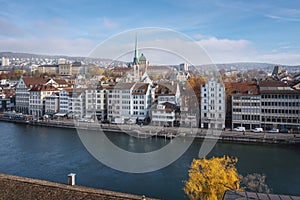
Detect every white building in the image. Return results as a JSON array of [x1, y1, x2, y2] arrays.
[[59, 88, 72, 114], [151, 82, 181, 127], [29, 85, 59, 118], [15, 77, 48, 114], [70, 90, 85, 119], [45, 93, 59, 114], [107, 83, 134, 123], [15, 77, 70, 114], [107, 82, 152, 123], [131, 83, 152, 122], [85, 85, 107, 120], [201, 78, 225, 130], [156, 82, 181, 105], [1, 57, 10, 66], [151, 102, 177, 127]]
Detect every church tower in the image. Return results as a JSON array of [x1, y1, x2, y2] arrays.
[[133, 36, 140, 82]]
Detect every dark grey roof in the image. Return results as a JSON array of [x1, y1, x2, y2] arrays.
[[223, 190, 300, 200]]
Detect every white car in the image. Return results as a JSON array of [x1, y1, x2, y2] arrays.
[[268, 128, 279, 133], [252, 128, 263, 132], [233, 127, 246, 132]]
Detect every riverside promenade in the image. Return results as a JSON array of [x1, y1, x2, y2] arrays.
[[1, 117, 300, 145]]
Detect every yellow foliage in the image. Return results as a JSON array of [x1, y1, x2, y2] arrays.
[[184, 156, 242, 200]]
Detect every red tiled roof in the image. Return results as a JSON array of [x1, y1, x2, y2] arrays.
[[30, 85, 58, 92], [259, 81, 288, 87], [53, 79, 68, 85], [156, 83, 177, 96], [109, 83, 135, 90], [22, 77, 48, 88], [132, 83, 149, 95], [230, 81, 259, 95]]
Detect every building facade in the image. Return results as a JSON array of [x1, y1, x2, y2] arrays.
[[45, 93, 59, 114], [29, 85, 59, 118], [231, 82, 261, 129], [85, 85, 107, 121], [15, 77, 48, 114], [201, 78, 225, 130], [260, 81, 300, 130]]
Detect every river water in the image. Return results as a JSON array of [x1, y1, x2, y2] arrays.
[[0, 121, 299, 199]]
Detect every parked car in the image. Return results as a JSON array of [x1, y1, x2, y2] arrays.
[[233, 127, 246, 132], [268, 128, 279, 133], [252, 128, 263, 132], [280, 129, 288, 133]]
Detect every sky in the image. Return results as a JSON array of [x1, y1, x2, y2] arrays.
[[1, 0, 300, 65]]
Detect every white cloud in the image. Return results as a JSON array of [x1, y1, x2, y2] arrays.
[[102, 17, 118, 29], [0, 27, 299, 66], [0, 37, 95, 56], [257, 53, 300, 65], [265, 14, 300, 22], [194, 36, 256, 64]]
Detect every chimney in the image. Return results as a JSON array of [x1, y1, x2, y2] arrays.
[[68, 173, 76, 186]]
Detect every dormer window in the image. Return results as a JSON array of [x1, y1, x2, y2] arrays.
[[248, 90, 253, 94], [236, 90, 240, 94]]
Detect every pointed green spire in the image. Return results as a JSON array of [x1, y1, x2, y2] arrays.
[[133, 35, 139, 65]]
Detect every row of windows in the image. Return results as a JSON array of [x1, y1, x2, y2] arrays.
[[158, 97, 175, 101], [232, 115, 260, 121], [262, 117, 299, 123], [233, 102, 260, 106], [261, 102, 299, 107], [262, 94, 299, 99], [109, 90, 131, 94], [203, 113, 223, 118], [232, 96, 260, 100], [122, 95, 130, 99], [233, 108, 260, 113], [203, 99, 223, 104], [203, 93, 223, 98], [133, 106, 145, 110], [203, 106, 223, 110], [133, 111, 145, 115], [152, 115, 174, 119], [133, 101, 145, 104], [262, 109, 299, 114]]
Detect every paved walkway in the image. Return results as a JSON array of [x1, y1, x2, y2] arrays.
[[1, 117, 300, 144]]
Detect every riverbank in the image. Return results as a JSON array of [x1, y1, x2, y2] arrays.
[[1, 117, 300, 145]]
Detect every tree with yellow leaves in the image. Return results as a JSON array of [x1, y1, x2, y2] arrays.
[[184, 156, 242, 200]]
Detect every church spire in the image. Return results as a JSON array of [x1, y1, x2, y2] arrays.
[[133, 35, 139, 65]]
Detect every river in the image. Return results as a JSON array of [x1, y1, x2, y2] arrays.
[[0, 121, 299, 199]]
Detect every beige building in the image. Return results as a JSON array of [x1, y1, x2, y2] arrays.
[[38, 65, 58, 74], [59, 63, 72, 76]]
